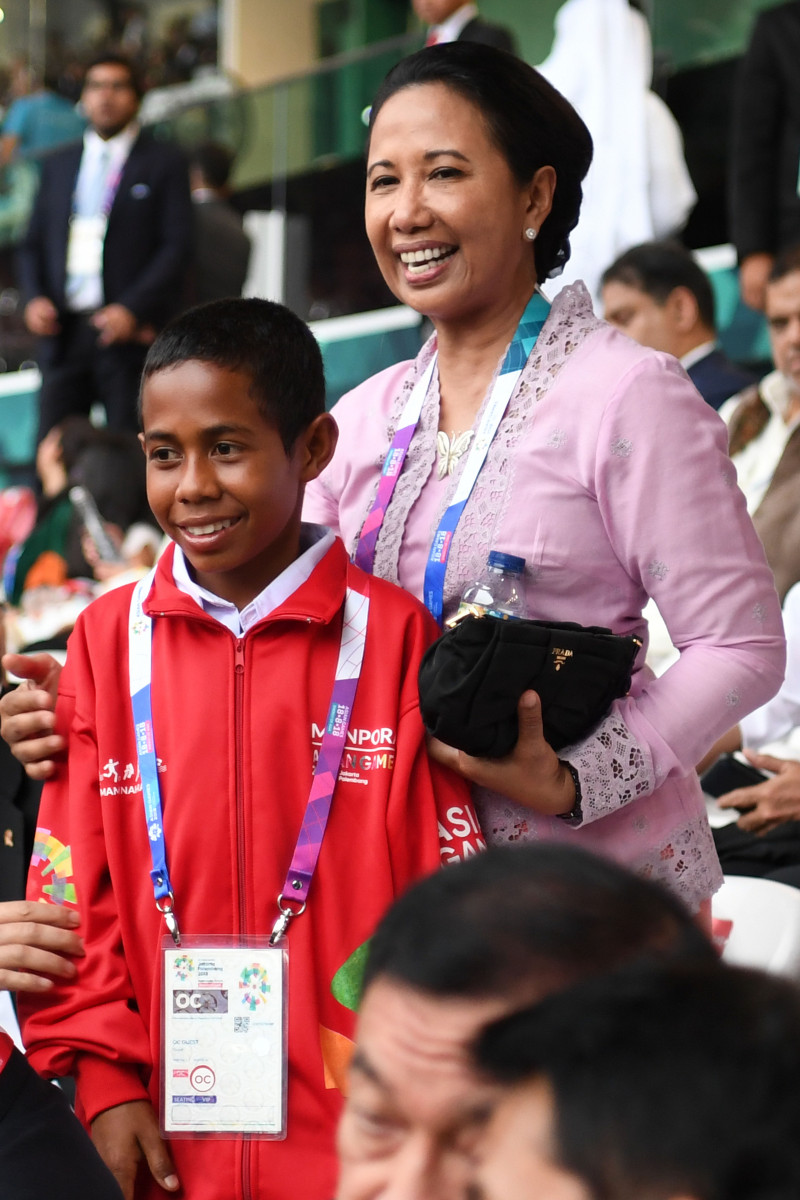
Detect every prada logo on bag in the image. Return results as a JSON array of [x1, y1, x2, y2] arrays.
[[552, 648, 574, 671]]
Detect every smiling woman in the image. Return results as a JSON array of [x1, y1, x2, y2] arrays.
[[302, 41, 787, 915]]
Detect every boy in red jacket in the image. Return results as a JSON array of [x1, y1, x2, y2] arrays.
[[20, 298, 482, 1200]]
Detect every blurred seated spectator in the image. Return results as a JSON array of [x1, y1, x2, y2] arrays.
[[699, 580, 800, 888], [4, 417, 97, 605], [601, 240, 756, 409], [722, 246, 800, 600], [0, 64, 84, 169], [187, 141, 251, 304], [473, 962, 800, 1200], [4, 419, 157, 610]]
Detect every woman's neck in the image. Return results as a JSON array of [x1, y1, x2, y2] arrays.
[[434, 289, 537, 431]]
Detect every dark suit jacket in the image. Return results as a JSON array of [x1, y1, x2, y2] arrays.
[[686, 348, 756, 411], [730, 1, 800, 259], [0, 735, 41, 905], [189, 197, 252, 305], [457, 16, 517, 54], [17, 129, 192, 357]]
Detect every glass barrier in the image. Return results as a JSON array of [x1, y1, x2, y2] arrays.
[[0, 3, 782, 335]]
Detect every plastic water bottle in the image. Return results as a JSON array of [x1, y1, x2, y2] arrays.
[[69, 485, 124, 565], [448, 550, 527, 626]]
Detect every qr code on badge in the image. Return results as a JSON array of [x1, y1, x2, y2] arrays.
[[234, 1016, 250, 1034]]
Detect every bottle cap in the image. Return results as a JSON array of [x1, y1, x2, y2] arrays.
[[487, 550, 526, 574]]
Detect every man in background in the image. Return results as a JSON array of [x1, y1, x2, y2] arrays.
[[723, 246, 800, 601], [17, 53, 191, 442], [187, 140, 251, 304], [413, 0, 517, 53], [473, 963, 800, 1200], [336, 844, 716, 1200], [601, 240, 755, 410], [730, 1, 800, 311]]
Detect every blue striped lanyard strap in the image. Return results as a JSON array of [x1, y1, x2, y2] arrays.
[[354, 290, 550, 624], [128, 568, 180, 941]]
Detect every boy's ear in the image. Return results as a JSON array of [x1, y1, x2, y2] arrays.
[[299, 412, 338, 482], [138, 432, 146, 454]]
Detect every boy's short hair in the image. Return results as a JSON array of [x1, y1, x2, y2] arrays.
[[476, 962, 800, 1200], [141, 298, 326, 452]]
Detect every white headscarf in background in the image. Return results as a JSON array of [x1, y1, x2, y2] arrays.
[[538, 0, 696, 305]]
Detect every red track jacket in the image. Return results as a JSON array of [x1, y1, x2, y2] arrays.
[[21, 538, 483, 1199]]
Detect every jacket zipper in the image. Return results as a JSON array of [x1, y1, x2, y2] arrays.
[[233, 637, 253, 1200]]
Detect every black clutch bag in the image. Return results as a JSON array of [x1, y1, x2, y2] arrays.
[[418, 615, 641, 758]]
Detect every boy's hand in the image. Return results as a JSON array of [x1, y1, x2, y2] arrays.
[[0, 652, 64, 779], [0, 899, 84, 991], [92, 1101, 180, 1200], [427, 690, 576, 817]]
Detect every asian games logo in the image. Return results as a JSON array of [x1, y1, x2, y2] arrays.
[[382, 447, 405, 478], [135, 720, 154, 757], [327, 702, 351, 739], [239, 964, 271, 1012], [431, 530, 452, 563], [173, 954, 195, 982]]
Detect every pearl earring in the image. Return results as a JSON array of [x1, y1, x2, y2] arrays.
[[524, 227, 537, 241]]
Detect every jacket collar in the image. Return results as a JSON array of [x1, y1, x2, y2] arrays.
[[142, 536, 352, 629]]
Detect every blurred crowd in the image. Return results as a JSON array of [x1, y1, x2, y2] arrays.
[[2, 5, 800, 1200]]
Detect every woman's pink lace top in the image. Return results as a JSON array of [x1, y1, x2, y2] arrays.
[[304, 283, 786, 909]]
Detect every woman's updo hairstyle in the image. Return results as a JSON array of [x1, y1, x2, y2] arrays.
[[368, 43, 593, 285]]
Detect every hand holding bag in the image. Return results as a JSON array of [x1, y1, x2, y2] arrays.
[[418, 615, 641, 758]]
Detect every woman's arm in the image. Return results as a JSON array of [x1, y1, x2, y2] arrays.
[[562, 354, 785, 823]]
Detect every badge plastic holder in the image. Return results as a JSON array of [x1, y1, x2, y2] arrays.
[[66, 214, 107, 276], [160, 935, 288, 1140]]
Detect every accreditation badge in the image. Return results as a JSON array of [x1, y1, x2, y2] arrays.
[[160, 937, 288, 1139], [66, 215, 107, 277]]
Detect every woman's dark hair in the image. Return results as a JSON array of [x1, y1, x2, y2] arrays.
[[367, 43, 593, 284]]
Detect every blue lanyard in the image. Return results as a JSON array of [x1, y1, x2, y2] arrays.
[[128, 568, 370, 947], [128, 569, 179, 939], [421, 291, 550, 624]]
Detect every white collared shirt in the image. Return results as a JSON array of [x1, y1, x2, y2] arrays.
[[65, 121, 139, 312], [679, 340, 717, 373], [720, 369, 800, 514], [171, 524, 336, 636], [429, 3, 477, 43]]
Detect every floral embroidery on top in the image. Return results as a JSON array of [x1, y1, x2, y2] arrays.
[[561, 713, 653, 822], [610, 437, 633, 458], [546, 428, 567, 449], [648, 560, 669, 581]]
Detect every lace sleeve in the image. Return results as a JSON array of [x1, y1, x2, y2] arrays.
[[561, 711, 655, 826]]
